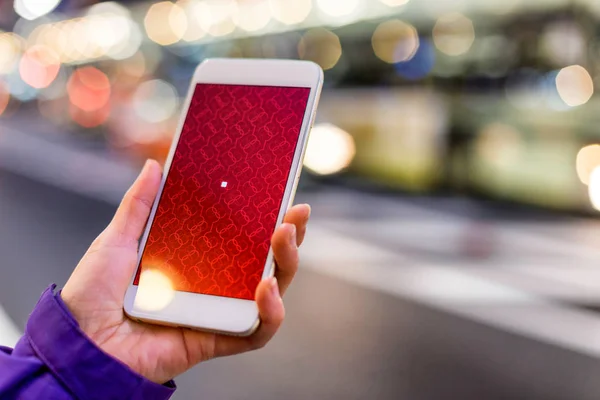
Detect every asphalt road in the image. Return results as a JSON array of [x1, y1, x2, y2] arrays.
[[4, 166, 600, 399]]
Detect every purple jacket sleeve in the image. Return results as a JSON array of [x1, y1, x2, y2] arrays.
[[0, 285, 176, 400]]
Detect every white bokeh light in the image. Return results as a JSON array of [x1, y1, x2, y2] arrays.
[[589, 166, 600, 211], [304, 123, 356, 175], [134, 269, 175, 312], [14, 0, 61, 20], [132, 79, 179, 124], [316, 0, 360, 18]]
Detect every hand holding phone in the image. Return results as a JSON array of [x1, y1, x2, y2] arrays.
[[124, 59, 323, 335], [61, 159, 311, 384]]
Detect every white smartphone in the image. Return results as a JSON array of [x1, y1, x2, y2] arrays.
[[124, 58, 323, 336]]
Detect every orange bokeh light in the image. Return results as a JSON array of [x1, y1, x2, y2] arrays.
[[19, 45, 61, 89], [0, 82, 9, 116], [67, 66, 111, 112], [69, 102, 110, 128]]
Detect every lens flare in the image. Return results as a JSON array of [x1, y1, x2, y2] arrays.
[[134, 269, 175, 312]]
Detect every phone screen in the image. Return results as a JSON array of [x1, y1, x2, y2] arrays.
[[133, 83, 311, 300]]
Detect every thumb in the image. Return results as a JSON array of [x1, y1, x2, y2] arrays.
[[103, 159, 162, 248]]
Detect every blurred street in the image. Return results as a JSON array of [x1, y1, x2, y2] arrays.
[[4, 124, 600, 399], [5, 0, 600, 398]]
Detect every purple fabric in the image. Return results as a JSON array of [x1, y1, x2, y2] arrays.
[[0, 285, 176, 399]]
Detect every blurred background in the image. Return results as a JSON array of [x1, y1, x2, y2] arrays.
[[4, 0, 600, 398]]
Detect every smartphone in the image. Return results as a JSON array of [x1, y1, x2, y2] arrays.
[[123, 58, 323, 336]]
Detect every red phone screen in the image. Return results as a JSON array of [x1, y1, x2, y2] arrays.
[[133, 84, 311, 300]]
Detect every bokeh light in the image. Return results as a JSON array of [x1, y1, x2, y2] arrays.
[[67, 67, 111, 112], [379, 0, 410, 6], [316, 0, 359, 18], [132, 79, 179, 124], [555, 65, 594, 107], [298, 28, 342, 70], [144, 1, 188, 46], [233, 0, 271, 32], [372, 20, 419, 64], [5, 70, 38, 101], [14, 0, 61, 21], [194, 0, 237, 37], [394, 38, 435, 81], [0, 33, 24, 75], [589, 166, 600, 211], [69, 102, 110, 128], [304, 123, 356, 175], [178, 0, 206, 42], [541, 21, 585, 67], [38, 66, 67, 100], [19, 45, 60, 89], [88, 14, 140, 60], [0, 82, 10, 117], [433, 13, 475, 56], [476, 122, 523, 167], [576, 145, 600, 186], [116, 51, 147, 82], [269, 0, 311, 25], [134, 268, 175, 312]]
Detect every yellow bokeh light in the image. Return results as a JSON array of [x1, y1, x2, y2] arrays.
[[476, 122, 522, 167], [589, 166, 600, 211], [304, 123, 356, 175], [178, 0, 206, 42], [134, 269, 175, 312], [433, 13, 475, 56], [0, 33, 23, 75], [556, 65, 594, 107], [576, 145, 600, 185], [372, 20, 419, 64], [233, 0, 271, 32], [269, 0, 311, 25], [298, 28, 342, 70], [379, 0, 410, 6], [316, 0, 359, 17], [0, 82, 10, 116], [145, 1, 188, 46], [194, 0, 237, 37]]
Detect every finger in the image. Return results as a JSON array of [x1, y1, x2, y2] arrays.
[[283, 204, 311, 246], [103, 160, 162, 248], [272, 223, 298, 296], [212, 277, 285, 357]]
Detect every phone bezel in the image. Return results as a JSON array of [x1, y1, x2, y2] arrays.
[[123, 58, 323, 336]]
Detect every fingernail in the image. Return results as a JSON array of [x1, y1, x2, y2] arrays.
[[271, 277, 280, 299], [289, 224, 297, 247]]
